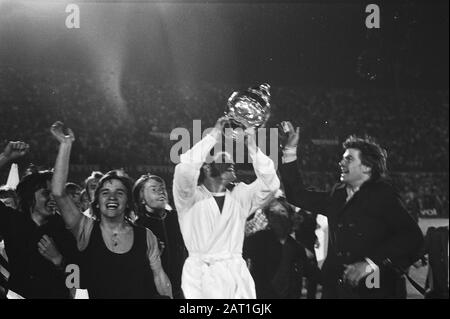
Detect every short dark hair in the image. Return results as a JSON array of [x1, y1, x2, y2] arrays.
[[343, 135, 388, 181], [132, 174, 166, 215], [91, 170, 134, 220], [15, 171, 53, 214]]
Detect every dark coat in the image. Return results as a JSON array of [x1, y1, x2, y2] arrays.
[[0, 201, 78, 299], [280, 161, 424, 299], [243, 229, 306, 299], [424, 226, 449, 299]]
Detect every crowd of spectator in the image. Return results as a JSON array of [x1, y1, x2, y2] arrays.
[[0, 66, 448, 216]]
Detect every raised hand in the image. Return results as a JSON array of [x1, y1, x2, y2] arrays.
[[281, 121, 300, 149], [3, 141, 29, 161], [50, 121, 75, 144], [214, 115, 230, 131], [37, 235, 64, 267], [243, 127, 257, 154]]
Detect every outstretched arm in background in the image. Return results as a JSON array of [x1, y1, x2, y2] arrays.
[[50, 121, 83, 230]]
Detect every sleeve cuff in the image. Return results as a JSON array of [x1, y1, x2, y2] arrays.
[[282, 146, 297, 164], [208, 127, 222, 141]]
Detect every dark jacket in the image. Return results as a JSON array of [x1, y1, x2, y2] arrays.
[[244, 229, 306, 299], [135, 209, 187, 299], [0, 201, 78, 299], [280, 160, 424, 299], [423, 226, 449, 299]]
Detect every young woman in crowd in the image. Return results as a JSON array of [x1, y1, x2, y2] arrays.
[[50, 121, 172, 299], [133, 174, 187, 299]]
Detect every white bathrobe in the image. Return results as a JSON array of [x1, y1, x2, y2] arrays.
[[173, 128, 280, 299]]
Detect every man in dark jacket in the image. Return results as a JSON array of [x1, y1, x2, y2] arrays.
[[279, 122, 423, 299]]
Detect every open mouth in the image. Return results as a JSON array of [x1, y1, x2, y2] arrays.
[[46, 200, 57, 210], [106, 203, 119, 209], [340, 168, 349, 177]]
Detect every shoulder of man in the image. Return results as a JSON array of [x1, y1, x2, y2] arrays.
[[365, 178, 400, 198]]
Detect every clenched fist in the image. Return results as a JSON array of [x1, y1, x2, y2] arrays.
[[3, 141, 29, 161], [50, 121, 75, 144], [281, 121, 300, 149]]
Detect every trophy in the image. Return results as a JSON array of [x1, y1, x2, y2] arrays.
[[224, 83, 271, 139]]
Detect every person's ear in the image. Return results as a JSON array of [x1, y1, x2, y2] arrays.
[[361, 164, 371, 175]]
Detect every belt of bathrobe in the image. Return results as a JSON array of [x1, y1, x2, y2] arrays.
[[189, 253, 242, 266]]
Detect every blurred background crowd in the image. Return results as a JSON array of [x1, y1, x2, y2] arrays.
[[0, 66, 448, 218]]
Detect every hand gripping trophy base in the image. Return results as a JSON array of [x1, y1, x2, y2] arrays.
[[223, 116, 247, 140]]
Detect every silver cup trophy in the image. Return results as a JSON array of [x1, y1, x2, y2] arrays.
[[224, 83, 271, 139]]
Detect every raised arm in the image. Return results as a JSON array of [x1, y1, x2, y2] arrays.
[[50, 122, 82, 230], [237, 129, 280, 216], [172, 117, 225, 213], [279, 122, 330, 214]]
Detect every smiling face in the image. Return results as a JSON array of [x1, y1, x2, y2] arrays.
[[142, 179, 168, 211], [98, 179, 128, 220], [339, 148, 370, 187], [210, 152, 236, 185], [216, 162, 236, 184], [33, 180, 57, 218]]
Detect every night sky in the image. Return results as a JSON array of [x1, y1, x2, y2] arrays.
[[0, 0, 448, 88]]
